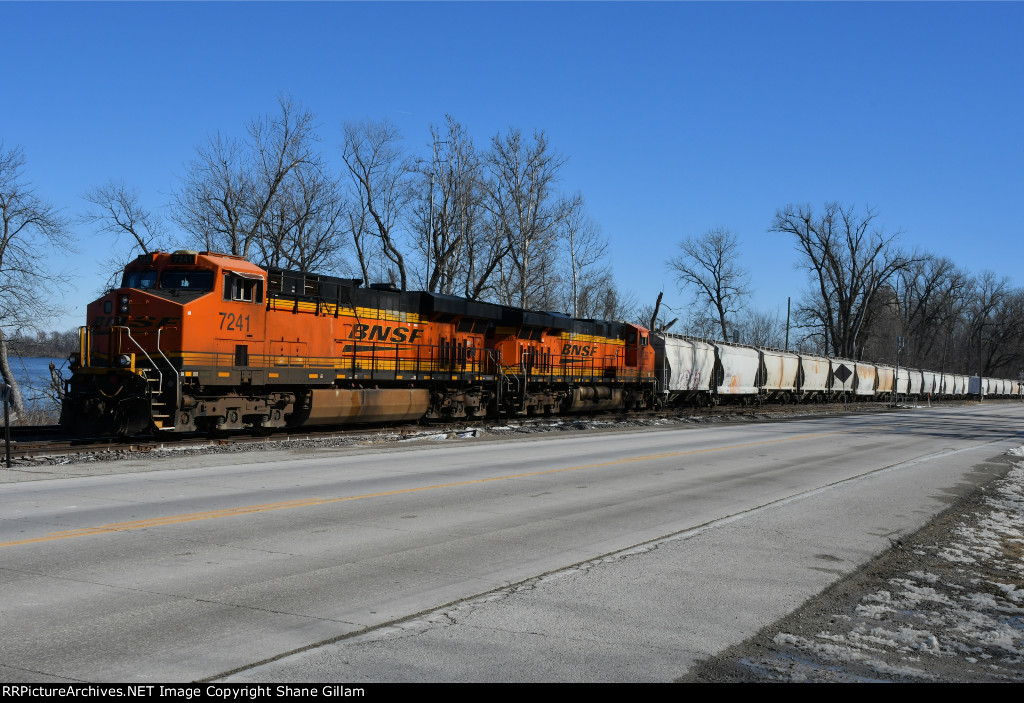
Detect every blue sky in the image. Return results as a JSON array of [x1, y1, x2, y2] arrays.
[[4, 1, 1022, 331]]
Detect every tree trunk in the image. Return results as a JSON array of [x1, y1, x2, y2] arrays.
[[0, 328, 25, 417], [649, 292, 663, 332]]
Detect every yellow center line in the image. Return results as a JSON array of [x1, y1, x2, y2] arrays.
[[1, 429, 847, 549]]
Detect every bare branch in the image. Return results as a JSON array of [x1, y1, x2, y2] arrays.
[[667, 227, 750, 341], [771, 203, 915, 358], [341, 118, 411, 290], [0, 143, 72, 414], [173, 96, 320, 261]]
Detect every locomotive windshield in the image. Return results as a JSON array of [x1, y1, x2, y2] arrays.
[[159, 269, 214, 290], [122, 270, 158, 289]]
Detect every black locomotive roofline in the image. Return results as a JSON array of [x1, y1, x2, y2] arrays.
[[265, 264, 636, 338]]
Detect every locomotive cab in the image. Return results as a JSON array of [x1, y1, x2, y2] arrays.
[[63, 251, 267, 435]]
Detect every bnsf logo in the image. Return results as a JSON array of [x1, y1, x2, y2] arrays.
[[348, 324, 424, 343], [562, 344, 597, 357]]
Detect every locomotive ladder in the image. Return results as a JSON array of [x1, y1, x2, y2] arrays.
[[489, 350, 520, 416], [149, 328, 180, 430]]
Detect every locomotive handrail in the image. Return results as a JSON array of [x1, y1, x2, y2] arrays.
[[78, 326, 92, 369], [156, 327, 180, 418], [110, 326, 162, 388], [331, 338, 508, 380]]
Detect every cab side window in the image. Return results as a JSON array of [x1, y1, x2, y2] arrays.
[[223, 274, 264, 303]]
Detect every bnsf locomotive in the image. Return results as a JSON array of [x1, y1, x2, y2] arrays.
[[62, 251, 657, 435]]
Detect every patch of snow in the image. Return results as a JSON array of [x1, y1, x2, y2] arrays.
[[990, 583, 1023, 603], [856, 603, 896, 618], [938, 547, 977, 564], [862, 590, 893, 604]]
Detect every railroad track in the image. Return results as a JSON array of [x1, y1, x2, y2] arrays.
[[0, 397, 995, 463]]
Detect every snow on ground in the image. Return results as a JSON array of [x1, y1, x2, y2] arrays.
[[686, 447, 1024, 682]]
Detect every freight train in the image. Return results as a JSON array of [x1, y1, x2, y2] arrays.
[[654, 333, 1022, 406], [60, 251, 1022, 436]]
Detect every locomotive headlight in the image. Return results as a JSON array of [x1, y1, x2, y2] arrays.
[[118, 354, 132, 368], [119, 295, 130, 313]]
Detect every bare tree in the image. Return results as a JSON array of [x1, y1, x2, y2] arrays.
[[559, 194, 609, 318], [81, 179, 167, 287], [0, 144, 70, 415], [667, 227, 750, 341], [173, 96, 319, 259], [736, 307, 786, 348], [574, 270, 633, 321], [895, 254, 970, 367], [484, 128, 567, 308], [82, 180, 165, 254], [771, 203, 913, 358], [981, 288, 1024, 376], [341, 119, 412, 290], [790, 293, 833, 354], [682, 309, 723, 340], [174, 132, 247, 253], [256, 163, 348, 273], [961, 271, 1016, 376], [461, 215, 509, 300], [410, 117, 489, 295], [342, 196, 373, 287]]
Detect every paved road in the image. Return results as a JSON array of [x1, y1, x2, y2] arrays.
[[2, 403, 1021, 681]]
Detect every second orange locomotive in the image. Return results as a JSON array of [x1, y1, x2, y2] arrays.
[[63, 251, 656, 435]]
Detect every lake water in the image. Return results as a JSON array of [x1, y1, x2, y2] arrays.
[[8, 356, 68, 405]]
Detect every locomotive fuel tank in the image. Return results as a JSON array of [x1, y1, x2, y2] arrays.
[[295, 388, 431, 425]]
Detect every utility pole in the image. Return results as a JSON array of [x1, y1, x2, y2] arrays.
[[978, 325, 984, 403], [1, 383, 9, 468], [893, 335, 904, 407]]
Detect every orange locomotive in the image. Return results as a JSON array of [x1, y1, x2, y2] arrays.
[[62, 251, 656, 435]]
